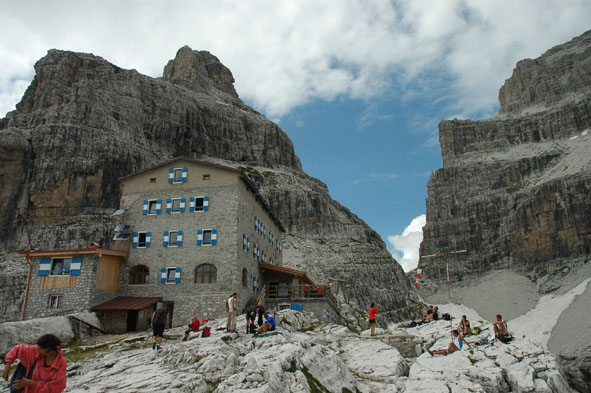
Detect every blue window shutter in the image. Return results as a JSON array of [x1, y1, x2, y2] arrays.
[[70, 256, 82, 276], [203, 196, 209, 212], [132, 232, 139, 248], [175, 267, 181, 283], [142, 200, 148, 215], [39, 258, 51, 276], [243, 234, 247, 251], [177, 230, 183, 247], [211, 229, 217, 245], [166, 198, 172, 214], [182, 167, 188, 183], [146, 232, 152, 248], [247, 237, 250, 252], [253, 243, 256, 259], [197, 229, 203, 246], [161, 267, 167, 284], [180, 198, 186, 213], [168, 168, 174, 183], [163, 231, 169, 247], [189, 197, 195, 212], [156, 200, 162, 215], [254, 216, 258, 231]]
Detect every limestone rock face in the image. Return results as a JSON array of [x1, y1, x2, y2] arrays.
[[0, 47, 414, 322], [420, 30, 591, 282]]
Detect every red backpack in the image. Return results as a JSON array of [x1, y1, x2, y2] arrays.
[[201, 326, 211, 337]]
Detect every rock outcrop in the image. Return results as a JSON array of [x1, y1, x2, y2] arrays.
[[420, 29, 591, 282], [0, 46, 415, 322]]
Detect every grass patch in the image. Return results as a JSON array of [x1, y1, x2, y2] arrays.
[[221, 336, 232, 344], [301, 366, 329, 393], [62, 340, 110, 363], [468, 357, 478, 365]]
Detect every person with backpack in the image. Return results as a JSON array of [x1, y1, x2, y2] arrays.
[[368, 303, 379, 336], [150, 304, 169, 350], [3, 334, 67, 393], [428, 329, 472, 356]]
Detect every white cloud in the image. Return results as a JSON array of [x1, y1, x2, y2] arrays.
[[352, 172, 399, 184], [0, 1, 589, 118], [388, 214, 426, 272]]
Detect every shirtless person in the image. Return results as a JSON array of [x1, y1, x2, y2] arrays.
[[459, 315, 471, 335], [492, 314, 508, 338]]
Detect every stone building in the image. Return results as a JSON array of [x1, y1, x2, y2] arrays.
[[20, 158, 340, 332], [110, 157, 286, 327]]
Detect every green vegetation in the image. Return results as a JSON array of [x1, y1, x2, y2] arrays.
[[301, 366, 329, 393], [468, 356, 479, 365], [62, 340, 110, 363]]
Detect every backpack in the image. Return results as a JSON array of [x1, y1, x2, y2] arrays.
[[472, 327, 481, 335], [154, 308, 167, 324], [409, 321, 417, 328], [249, 323, 257, 334], [498, 334, 513, 344], [443, 313, 451, 321], [201, 326, 211, 337]]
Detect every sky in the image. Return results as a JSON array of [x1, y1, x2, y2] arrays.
[[1, 0, 589, 271]]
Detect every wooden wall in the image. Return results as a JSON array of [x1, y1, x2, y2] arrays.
[[96, 255, 120, 293], [40, 276, 77, 290]]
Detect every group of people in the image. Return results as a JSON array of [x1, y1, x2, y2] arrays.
[[225, 293, 276, 336]]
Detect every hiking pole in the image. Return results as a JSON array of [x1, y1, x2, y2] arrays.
[[422, 249, 467, 329]]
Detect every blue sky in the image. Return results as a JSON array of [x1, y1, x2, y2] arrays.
[[1, 0, 590, 271]]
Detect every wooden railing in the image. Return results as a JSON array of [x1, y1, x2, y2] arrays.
[[265, 284, 336, 304]]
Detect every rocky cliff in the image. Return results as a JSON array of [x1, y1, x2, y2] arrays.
[[420, 29, 591, 283], [418, 29, 591, 392], [0, 46, 415, 322]]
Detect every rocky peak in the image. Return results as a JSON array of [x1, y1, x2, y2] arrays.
[[162, 46, 239, 99], [498, 30, 591, 116]]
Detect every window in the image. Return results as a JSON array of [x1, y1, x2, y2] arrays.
[[202, 174, 210, 180], [195, 264, 217, 283], [173, 168, 183, 183], [242, 268, 248, 287], [149, 177, 157, 183], [50, 258, 71, 275], [129, 265, 149, 285], [171, 198, 181, 213], [191, 196, 208, 212], [138, 232, 148, 248], [166, 267, 177, 283], [164, 230, 183, 247], [169, 231, 178, 245], [197, 229, 217, 246], [148, 200, 159, 215], [48, 295, 62, 309]]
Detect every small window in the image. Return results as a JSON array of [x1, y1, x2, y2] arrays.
[[50, 258, 71, 276], [148, 200, 158, 215], [169, 231, 178, 246], [138, 232, 147, 248], [171, 198, 181, 213], [149, 177, 157, 183], [130, 265, 149, 285], [48, 295, 62, 309], [202, 174, 210, 180], [166, 267, 177, 283], [195, 264, 217, 283], [203, 230, 212, 245], [173, 168, 183, 183], [194, 197, 205, 212], [242, 268, 248, 287]]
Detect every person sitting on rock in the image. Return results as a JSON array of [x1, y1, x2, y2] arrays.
[[255, 312, 276, 335], [183, 317, 200, 341], [492, 314, 509, 339], [429, 329, 472, 356], [421, 305, 434, 324], [433, 306, 441, 321], [459, 315, 471, 335]]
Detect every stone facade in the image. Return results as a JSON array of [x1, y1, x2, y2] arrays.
[[23, 250, 125, 319], [117, 158, 284, 325]]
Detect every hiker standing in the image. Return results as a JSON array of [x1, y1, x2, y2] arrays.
[[369, 303, 379, 336], [227, 293, 238, 333], [151, 304, 169, 350], [3, 334, 67, 392]]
